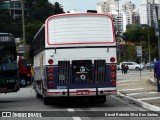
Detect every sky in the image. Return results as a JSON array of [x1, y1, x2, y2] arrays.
[[49, 0, 142, 12]]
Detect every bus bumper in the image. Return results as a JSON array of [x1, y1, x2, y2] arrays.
[[46, 87, 117, 97]]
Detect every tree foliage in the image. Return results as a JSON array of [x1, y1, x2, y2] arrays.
[[25, 21, 43, 45], [29, 1, 64, 22], [122, 23, 159, 62]]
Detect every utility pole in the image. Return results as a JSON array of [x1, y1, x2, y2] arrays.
[[147, 0, 151, 72], [118, 0, 121, 62], [21, 0, 26, 57], [153, 0, 160, 60]]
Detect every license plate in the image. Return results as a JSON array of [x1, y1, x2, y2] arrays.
[[77, 90, 89, 95]]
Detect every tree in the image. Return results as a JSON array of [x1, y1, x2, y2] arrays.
[[29, 0, 64, 22], [125, 24, 143, 42], [25, 21, 43, 45], [53, 2, 65, 15]]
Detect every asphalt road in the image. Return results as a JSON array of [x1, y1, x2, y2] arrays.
[[0, 69, 159, 120]]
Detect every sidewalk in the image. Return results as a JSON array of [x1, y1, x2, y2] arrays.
[[117, 71, 160, 112]]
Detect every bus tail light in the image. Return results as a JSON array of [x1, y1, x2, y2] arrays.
[[48, 67, 54, 72], [48, 59, 53, 65], [48, 74, 54, 80], [110, 57, 115, 63], [111, 80, 116, 85], [49, 82, 54, 87], [110, 65, 116, 70], [111, 72, 116, 78]]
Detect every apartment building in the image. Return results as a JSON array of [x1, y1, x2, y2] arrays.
[[139, 0, 159, 26], [121, 1, 137, 32], [97, 0, 123, 33], [97, 0, 138, 33], [0, 0, 30, 19]]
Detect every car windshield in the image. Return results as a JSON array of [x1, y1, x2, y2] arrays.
[[0, 46, 17, 71]]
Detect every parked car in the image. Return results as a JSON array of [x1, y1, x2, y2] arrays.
[[119, 62, 144, 71], [145, 62, 155, 69]]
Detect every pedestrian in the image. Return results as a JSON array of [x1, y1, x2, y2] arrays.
[[154, 57, 160, 92], [125, 65, 129, 74], [121, 64, 125, 74]]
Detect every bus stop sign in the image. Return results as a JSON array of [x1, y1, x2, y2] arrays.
[[136, 46, 142, 57]]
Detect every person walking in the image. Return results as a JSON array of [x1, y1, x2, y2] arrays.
[[154, 58, 160, 92], [121, 64, 125, 74]]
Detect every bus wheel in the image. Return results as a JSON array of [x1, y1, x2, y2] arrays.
[[43, 97, 49, 105], [98, 96, 106, 103], [20, 77, 27, 87], [36, 92, 42, 98]]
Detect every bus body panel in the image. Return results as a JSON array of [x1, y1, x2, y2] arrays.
[[33, 13, 117, 103], [0, 33, 20, 93]]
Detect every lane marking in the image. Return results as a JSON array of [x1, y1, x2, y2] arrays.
[[138, 97, 160, 101], [67, 108, 81, 120], [67, 108, 75, 112], [73, 117, 82, 120], [126, 92, 157, 96], [119, 88, 144, 91], [118, 83, 143, 86], [117, 80, 140, 83]]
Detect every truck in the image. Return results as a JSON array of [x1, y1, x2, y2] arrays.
[[18, 56, 33, 87], [33, 12, 117, 105]]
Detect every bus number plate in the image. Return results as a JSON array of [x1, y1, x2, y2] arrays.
[[77, 90, 89, 95]]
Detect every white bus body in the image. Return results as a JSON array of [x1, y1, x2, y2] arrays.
[[33, 13, 117, 104]]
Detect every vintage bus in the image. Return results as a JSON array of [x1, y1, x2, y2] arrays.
[[0, 33, 20, 93], [33, 12, 117, 105]]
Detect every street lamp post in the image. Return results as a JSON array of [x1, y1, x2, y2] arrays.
[[147, 0, 151, 72], [21, 0, 26, 57]]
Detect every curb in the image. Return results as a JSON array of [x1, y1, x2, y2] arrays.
[[117, 92, 160, 112]]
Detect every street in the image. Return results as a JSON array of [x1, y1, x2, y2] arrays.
[[0, 69, 159, 120]]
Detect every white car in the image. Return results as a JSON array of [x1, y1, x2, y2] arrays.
[[119, 62, 144, 71]]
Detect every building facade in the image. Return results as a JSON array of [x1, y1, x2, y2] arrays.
[[0, 0, 30, 19], [96, 0, 138, 33], [121, 1, 137, 32], [139, 0, 160, 26], [96, 0, 123, 33]]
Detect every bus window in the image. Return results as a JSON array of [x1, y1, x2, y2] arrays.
[[0, 46, 17, 71]]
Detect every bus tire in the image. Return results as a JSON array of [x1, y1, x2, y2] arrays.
[[98, 96, 106, 103], [20, 77, 27, 87], [43, 97, 49, 105], [36, 92, 42, 98]]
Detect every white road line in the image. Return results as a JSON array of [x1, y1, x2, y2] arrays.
[[72, 117, 82, 120], [119, 88, 144, 91], [118, 83, 143, 86], [67, 108, 81, 120], [67, 108, 75, 112], [117, 80, 140, 83], [126, 92, 157, 96], [138, 97, 160, 101]]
